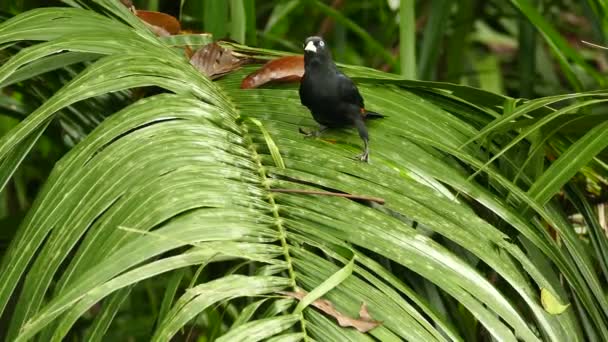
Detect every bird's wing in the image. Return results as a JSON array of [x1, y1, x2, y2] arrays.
[[337, 72, 364, 109], [299, 75, 311, 106]]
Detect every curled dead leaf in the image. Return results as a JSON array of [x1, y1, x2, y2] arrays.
[[241, 55, 304, 89], [279, 289, 382, 333], [120, 0, 181, 36], [190, 43, 248, 80], [190, 43, 241, 79], [136, 10, 181, 35]]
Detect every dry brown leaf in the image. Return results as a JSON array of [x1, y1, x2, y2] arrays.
[[279, 289, 382, 333], [359, 302, 372, 321], [184, 46, 194, 59], [136, 10, 181, 35], [190, 43, 245, 80], [120, 0, 180, 37], [241, 55, 304, 89]]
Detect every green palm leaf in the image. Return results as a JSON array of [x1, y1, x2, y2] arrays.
[[0, 1, 606, 341]]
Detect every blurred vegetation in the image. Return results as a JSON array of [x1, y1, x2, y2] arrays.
[[137, 0, 607, 95], [2, 0, 608, 341]]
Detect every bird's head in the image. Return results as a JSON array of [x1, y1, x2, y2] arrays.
[[303, 36, 332, 66]]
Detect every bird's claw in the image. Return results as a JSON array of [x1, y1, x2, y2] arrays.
[[356, 151, 369, 163], [356, 140, 370, 162], [298, 127, 313, 137], [299, 127, 322, 137]]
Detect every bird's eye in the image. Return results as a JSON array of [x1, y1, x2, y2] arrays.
[[319, 41, 325, 47]]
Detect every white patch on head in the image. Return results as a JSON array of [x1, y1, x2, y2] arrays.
[[305, 41, 317, 52]]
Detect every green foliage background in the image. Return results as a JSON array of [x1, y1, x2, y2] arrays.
[[1, 0, 608, 341]]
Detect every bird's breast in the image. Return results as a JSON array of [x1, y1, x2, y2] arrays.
[[302, 74, 339, 103], [300, 77, 350, 127]]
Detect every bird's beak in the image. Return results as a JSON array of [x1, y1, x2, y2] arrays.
[[304, 41, 317, 53]]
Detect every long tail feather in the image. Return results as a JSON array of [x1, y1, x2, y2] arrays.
[[363, 110, 385, 120]]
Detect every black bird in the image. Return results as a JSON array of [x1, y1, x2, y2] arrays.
[[298, 36, 383, 162]]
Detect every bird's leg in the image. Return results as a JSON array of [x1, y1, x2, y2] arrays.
[[353, 118, 370, 162], [299, 125, 327, 137], [358, 138, 369, 162]]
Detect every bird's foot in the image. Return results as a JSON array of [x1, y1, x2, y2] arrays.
[[356, 150, 369, 163], [355, 139, 370, 163], [299, 126, 326, 138], [298, 127, 316, 137]]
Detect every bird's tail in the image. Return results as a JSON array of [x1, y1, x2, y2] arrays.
[[362, 110, 385, 120]]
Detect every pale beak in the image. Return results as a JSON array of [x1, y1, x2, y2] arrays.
[[304, 41, 317, 53]]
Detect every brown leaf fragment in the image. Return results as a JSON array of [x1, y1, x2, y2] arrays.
[[271, 189, 385, 205], [279, 290, 382, 333], [279, 290, 306, 300], [190, 43, 245, 80], [184, 46, 194, 59], [241, 55, 304, 89], [120, 0, 134, 8], [359, 302, 372, 321]]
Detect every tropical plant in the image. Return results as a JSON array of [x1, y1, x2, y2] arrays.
[[1, 0, 608, 341]]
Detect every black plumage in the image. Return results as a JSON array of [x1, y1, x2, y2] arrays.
[[298, 36, 382, 162]]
